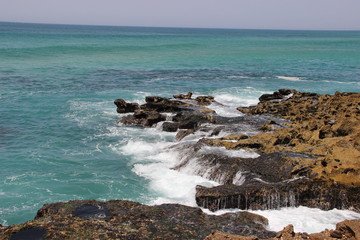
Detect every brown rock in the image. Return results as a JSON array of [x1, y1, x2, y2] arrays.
[[173, 92, 193, 99], [204, 230, 259, 240], [196, 179, 360, 212], [0, 200, 276, 240], [114, 98, 139, 113], [196, 96, 215, 105]]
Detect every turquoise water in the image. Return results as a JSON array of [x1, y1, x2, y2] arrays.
[[1, 22, 360, 227]]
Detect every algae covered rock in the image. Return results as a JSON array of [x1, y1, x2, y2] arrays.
[[0, 200, 275, 240]]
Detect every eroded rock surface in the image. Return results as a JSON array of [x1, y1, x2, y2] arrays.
[[0, 200, 274, 240]]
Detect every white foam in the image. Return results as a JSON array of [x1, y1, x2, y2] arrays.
[[211, 87, 269, 107], [276, 76, 307, 82], [198, 146, 259, 158], [232, 171, 246, 185], [134, 162, 218, 206], [207, 102, 243, 117], [204, 206, 360, 234]]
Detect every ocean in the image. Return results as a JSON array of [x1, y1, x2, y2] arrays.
[[1, 22, 360, 233]]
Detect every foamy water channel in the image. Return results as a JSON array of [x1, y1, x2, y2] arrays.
[[113, 93, 360, 234]]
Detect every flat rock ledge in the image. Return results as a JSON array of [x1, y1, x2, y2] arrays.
[[0, 200, 274, 240], [1, 200, 360, 239]]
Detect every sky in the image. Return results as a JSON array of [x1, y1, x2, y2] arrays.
[[1, 0, 360, 30]]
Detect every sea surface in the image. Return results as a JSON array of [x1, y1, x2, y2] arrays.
[[1, 22, 360, 232]]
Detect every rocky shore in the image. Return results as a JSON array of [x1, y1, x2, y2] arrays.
[[1, 90, 359, 239]]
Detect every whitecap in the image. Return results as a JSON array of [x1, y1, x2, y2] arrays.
[[276, 76, 307, 82], [203, 206, 360, 234]]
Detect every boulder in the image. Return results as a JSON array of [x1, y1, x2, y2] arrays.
[[173, 92, 192, 99], [114, 99, 139, 113], [196, 96, 215, 105], [120, 110, 166, 127], [175, 129, 195, 141], [162, 122, 179, 132]]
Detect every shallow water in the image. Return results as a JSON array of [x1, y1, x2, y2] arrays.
[[1, 22, 360, 231]]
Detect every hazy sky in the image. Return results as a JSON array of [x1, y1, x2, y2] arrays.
[[1, 0, 360, 30]]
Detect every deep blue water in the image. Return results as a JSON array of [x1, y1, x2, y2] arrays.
[[0, 22, 359, 226]]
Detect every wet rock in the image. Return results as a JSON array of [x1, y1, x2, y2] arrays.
[[204, 230, 259, 240], [9, 227, 47, 240], [145, 96, 170, 103], [114, 99, 139, 113], [162, 122, 179, 132], [195, 96, 215, 105], [0, 200, 276, 240], [120, 110, 166, 127], [141, 97, 189, 112], [173, 92, 192, 99], [196, 179, 360, 212], [173, 111, 216, 130], [334, 219, 360, 239], [73, 204, 112, 220], [175, 129, 195, 141]]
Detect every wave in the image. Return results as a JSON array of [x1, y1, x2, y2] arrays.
[[276, 76, 308, 82], [204, 206, 360, 234], [109, 90, 360, 234]]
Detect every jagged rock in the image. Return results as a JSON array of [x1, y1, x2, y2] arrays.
[[173, 92, 192, 99], [121, 110, 166, 127], [114, 98, 139, 113], [196, 96, 215, 105], [162, 122, 179, 132], [145, 96, 170, 103], [0, 200, 275, 240], [173, 111, 216, 130], [236, 90, 360, 187], [175, 129, 195, 141], [196, 179, 360, 212]]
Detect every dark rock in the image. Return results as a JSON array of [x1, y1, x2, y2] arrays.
[[73, 203, 112, 220], [196, 179, 360, 212], [120, 110, 166, 127], [278, 89, 294, 95], [145, 96, 170, 103], [3, 200, 275, 240], [173, 111, 216, 130], [140, 100, 187, 112], [195, 96, 215, 105], [175, 129, 195, 141], [144, 111, 166, 127], [259, 92, 283, 102], [114, 99, 139, 113], [10, 227, 47, 240], [173, 92, 192, 99], [162, 122, 179, 132]]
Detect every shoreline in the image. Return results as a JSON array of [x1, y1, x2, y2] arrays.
[[1, 89, 360, 239]]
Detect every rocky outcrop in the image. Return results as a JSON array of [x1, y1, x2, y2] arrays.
[[236, 90, 360, 187], [114, 98, 139, 113], [116, 90, 360, 214], [116, 93, 218, 129], [204, 219, 360, 240], [196, 179, 360, 212], [0, 200, 275, 240], [173, 91, 192, 99]]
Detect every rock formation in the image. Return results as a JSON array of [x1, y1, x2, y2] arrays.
[[0, 200, 274, 240]]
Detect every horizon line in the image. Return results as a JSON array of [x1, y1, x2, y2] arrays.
[[2, 20, 360, 32]]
